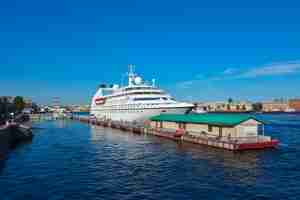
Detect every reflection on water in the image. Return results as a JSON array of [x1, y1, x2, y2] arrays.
[[0, 114, 299, 200], [55, 119, 69, 129], [90, 124, 266, 186], [0, 158, 6, 174], [0, 134, 33, 175]]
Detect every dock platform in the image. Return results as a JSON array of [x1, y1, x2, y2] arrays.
[[70, 115, 279, 151]]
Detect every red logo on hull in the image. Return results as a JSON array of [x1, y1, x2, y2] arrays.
[[95, 97, 106, 105]]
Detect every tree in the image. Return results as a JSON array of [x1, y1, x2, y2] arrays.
[[228, 98, 233, 104], [207, 105, 212, 111], [252, 103, 263, 112], [32, 103, 40, 113], [13, 96, 25, 113], [227, 104, 231, 111], [242, 104, 247, 111]]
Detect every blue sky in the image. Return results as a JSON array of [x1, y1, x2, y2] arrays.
[[1, 0, 300, 104]]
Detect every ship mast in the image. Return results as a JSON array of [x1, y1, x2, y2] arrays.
[[128, 64, 135, 86]]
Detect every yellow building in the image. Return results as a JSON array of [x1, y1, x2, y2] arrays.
[[196, 101, 253, 112], [262, 101, 289, 112]]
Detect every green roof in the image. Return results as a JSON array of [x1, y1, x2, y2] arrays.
[[150, 114, 264, 127]]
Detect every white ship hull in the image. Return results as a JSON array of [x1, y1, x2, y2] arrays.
[[91, 106, 191, 122]]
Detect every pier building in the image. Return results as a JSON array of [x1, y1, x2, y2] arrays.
[[150, 114, 263, 138], [149, 114, 278, 150], [195, 101, 253, 112]]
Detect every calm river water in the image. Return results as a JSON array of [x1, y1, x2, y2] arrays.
[[0, 114, 300, 200]]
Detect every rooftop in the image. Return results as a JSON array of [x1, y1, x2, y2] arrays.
[[150, 114, 264, 127]]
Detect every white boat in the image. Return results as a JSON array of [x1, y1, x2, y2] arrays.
[[285, 108, 296, 113], [90, 65, 194, 122], [192, 107, 207, 114]]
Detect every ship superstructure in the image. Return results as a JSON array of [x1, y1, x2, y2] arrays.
[[90, 65, 194, 122]]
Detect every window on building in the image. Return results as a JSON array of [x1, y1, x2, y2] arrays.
[[208, 125, 213, 132]]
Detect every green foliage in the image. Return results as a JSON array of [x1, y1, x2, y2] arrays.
[[228, 98, 233, 104], [242, 104, 247, 110], [32, 103, 40, 113], [226, 104, 231, 110], [252, 103, 263, 112], [13, 96, 25, 112]]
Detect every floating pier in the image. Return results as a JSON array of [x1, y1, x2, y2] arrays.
[[70, 114, 279, 151]]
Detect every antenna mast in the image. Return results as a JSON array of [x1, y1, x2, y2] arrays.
[[128, 64, 135, 76], [128, 64, 135, 86]]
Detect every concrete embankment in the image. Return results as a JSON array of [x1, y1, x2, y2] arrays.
[[0, 124, 33, 158]]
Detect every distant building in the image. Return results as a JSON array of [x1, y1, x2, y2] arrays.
[[24, 98, 33, 108], [195, 101, 253, 112], [288, 99, 300, 111], [0, 96, 33, 107], [69, 105, 90, 112], [262, 101, 289, 112], [0, 96, 14, 104]]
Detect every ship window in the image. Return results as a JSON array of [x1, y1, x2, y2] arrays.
[[162, 97, 168, 100], [134, 97, 161, 101], [105, 91, 165, 99], [125, 87, 152, 91]]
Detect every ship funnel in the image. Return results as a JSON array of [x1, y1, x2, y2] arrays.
[[99, 84, 107, 88]]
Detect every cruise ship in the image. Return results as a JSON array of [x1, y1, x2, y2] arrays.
[[90, 65, 195, 122]]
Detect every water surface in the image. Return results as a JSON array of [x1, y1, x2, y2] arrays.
[[0, 114, 300, 200]]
